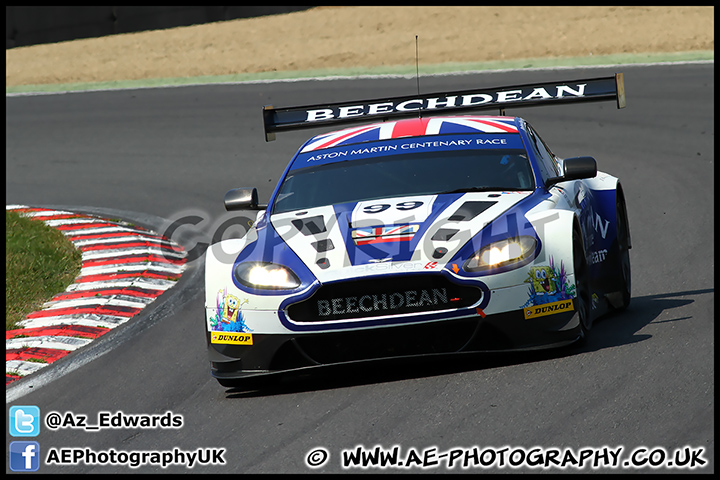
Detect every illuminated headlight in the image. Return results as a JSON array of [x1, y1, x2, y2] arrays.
[[234, 262, 301, 290], [464, 236, 537, 272]]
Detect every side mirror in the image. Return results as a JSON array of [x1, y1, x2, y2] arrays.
[[224, 188, 262, 211], [546, 156, 597, 187]]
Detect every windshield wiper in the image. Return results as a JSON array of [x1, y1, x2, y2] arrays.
[[437, 186, 531, 195], [436, 186, 497, 194]]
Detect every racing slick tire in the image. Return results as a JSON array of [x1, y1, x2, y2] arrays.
[[573, 225, 592, 337], [614, 186, 632, 311]]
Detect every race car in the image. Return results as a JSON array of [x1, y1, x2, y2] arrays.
[[205, 74, 630, 387]]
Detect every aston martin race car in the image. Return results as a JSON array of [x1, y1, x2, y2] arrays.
[[205, 74, 631, 386]]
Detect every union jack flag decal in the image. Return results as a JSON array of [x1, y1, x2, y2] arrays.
[[301, 116, 518, 153], [351, 224, 419, 245]]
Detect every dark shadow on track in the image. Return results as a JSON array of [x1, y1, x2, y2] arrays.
[[579, 287, 714, 353], [224, 288, 713, 399]]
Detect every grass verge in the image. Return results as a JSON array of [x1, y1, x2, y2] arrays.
[[6, 210, 82, 330]]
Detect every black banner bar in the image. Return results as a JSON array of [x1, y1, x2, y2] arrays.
[[263, 74, 625, 141]]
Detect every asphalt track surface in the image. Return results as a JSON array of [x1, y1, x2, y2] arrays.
[[6, 63, 714, 473]]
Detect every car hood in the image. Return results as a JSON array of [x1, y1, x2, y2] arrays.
[[269, 191, 534, 284]]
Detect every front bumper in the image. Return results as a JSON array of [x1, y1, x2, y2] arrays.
[[207, 303, 582, 382]]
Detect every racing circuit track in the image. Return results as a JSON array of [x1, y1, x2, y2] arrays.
[[5, 63, 714, 473]]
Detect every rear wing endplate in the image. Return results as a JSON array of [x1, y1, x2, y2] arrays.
[[263, 73, 625, 141]]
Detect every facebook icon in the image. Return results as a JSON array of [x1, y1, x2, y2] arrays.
[[9, 441, 41, 472]]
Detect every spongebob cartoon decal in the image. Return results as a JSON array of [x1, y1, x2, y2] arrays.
[[209, 288, 252, 333], [521, 257, 576, 308]]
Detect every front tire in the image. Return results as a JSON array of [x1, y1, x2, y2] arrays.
[[573, 227, 592, 337], [614, 187, 632, 311]]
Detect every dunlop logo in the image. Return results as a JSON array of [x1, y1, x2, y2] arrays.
[[524, 299, 574, 319], [210, 332, 253, 345]]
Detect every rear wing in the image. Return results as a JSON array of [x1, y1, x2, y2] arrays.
[[263, 73, 625, 141]]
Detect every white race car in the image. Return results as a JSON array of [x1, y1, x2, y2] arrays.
[[205, 75, 630, 387]]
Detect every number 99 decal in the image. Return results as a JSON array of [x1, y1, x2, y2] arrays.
[[362, 200, 424, 214], [352, 195, 436, 227]]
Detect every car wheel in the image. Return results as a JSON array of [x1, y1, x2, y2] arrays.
[[217, 378, 241, 388], [615, 188, 632, 310], [573, 227, 592, 336]]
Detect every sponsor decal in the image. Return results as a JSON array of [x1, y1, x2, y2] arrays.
[[303, 85, 588, 122], [355, 261, 427, 273], [317, 288, 449, 317], [208, 288, 252, 333], [298, 132, 525, 157], [524, 299, 574, 319], [574, 185, 609, 246], [266, 76, 623, 143], [589, 249, 608, 265], [520, 257, 576, 308], [527, 266, 559, 296], [585, 210, 610, 240], [210, 332, 253, 345], [399, 138, 507, 149]]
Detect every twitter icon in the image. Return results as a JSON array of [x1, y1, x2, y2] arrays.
[[9, 405, 40, 437]]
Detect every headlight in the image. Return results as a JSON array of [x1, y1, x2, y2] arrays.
[[234, 262, 301, 290], [464, 236, 537, 272]]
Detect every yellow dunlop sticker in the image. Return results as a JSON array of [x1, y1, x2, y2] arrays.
[[210, 332, 253, 345], [524, 299, 574, 319]]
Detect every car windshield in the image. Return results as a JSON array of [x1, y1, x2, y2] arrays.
[[272, 149, 534, 214]]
